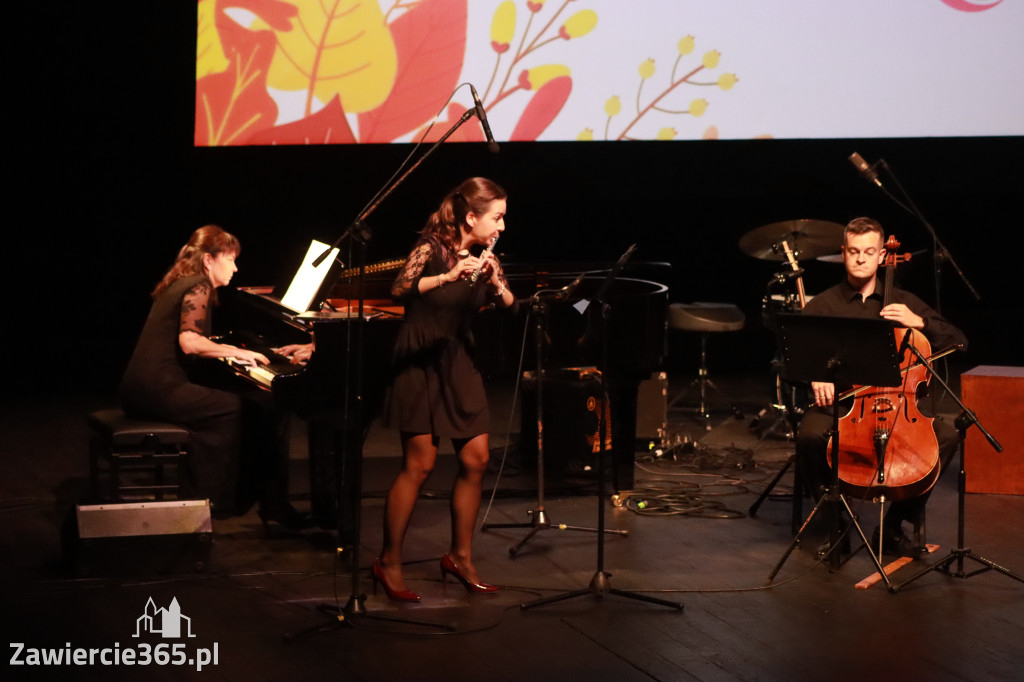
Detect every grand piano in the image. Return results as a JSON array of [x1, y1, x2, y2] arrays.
[[214, 281, 402, 534], [214, 258, 668, 531]]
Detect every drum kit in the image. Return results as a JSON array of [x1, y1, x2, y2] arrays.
[[738, 219, 846, 440]]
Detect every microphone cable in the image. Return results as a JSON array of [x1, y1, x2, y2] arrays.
[[477, 301, 534, 530]]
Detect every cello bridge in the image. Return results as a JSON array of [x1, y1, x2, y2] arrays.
[[871, 398, 895, 414]]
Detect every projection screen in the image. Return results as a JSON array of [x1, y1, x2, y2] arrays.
[[195, 0, 1023, 146]]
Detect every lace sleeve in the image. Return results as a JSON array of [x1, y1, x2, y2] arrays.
[[390, 241, 433, 300], [488, 257, 514, 307], [492, 258, 509, 290], [180, 280, 212, 336]]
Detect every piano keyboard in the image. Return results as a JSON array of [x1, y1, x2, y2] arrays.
[[224, 357, 305, 388], [221, 343, 305, 389]]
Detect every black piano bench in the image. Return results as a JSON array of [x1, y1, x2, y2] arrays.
[[88, 409, 191, 503]]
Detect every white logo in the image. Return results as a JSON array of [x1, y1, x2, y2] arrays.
[[133, 597, 196, 639], [10, 596, 217, 671]]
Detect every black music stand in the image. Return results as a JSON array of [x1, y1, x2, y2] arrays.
[[480, 291, 622, 556], [482, 250, 639, 556], [892, 345, 1022, 591], [521, 245, 683, 612], [765, 314, 902, 586]]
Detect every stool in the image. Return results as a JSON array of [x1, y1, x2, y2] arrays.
[[668, 302, 745, 430], [88, 409, 190, 502]]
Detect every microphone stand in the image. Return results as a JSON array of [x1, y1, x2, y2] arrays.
[[891, 343, 1022, 592], [312, 107, 482, 269], [858, 156, 980, 414], [870, 159, 980, 313], [289, 107, 488, 641], [521, 271, 682, 612], [481, 285, 626, 557]]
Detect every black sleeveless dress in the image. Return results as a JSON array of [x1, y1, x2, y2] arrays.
[[120, 275, 243, 507], [384, 237, 509, 439], [119, 275, 288, 512]]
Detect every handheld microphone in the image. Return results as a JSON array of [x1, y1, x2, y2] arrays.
[[470, 85, 500, 153], [848, 152, 881, 187]]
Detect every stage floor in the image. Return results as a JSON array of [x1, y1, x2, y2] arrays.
[[2, 374, 1022, 681]]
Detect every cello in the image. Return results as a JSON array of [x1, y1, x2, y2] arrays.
[[826, 236, 941, 501]]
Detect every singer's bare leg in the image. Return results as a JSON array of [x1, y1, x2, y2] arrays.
[[379, 432, 438, 592], [447, 434, 490, 583]]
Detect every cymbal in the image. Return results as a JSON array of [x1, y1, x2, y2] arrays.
[[816, 253, 844, 263], [739, 219, 845, 261]]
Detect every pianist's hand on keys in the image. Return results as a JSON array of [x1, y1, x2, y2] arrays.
[[276, 343, 314, 365]]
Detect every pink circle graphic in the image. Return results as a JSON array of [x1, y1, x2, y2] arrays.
[[940, 0, 1004, 12]]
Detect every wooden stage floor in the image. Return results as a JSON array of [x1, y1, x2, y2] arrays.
[[2, 374, 1022, 681]]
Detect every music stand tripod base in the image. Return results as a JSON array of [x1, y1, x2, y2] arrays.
[[482, 508, 628, 558], [521, 570, 684, 611], [766, 314, 904, 586]]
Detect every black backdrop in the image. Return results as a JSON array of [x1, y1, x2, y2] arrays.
[[9, 4, 1022, 396]]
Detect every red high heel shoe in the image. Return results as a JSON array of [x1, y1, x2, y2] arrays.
[[371, 559, 421, 602], [440, 554, 499, 594]]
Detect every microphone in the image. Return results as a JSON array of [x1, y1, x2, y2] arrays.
[[554, 273, 586, 300], [898, 329, 914, 363], [848, 151, 881, 187], [470, 85, 500, 153]]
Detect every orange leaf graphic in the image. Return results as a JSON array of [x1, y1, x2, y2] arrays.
[[195, 29, 278, 146], [243, 95, 357, 145], [358, 0, 468, 143], [509, 76, 572, 141], [264, 0, 397, 116], [195, 0, 297, 146]]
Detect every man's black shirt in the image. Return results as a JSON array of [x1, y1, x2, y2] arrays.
[[802, 278, 967, 352]]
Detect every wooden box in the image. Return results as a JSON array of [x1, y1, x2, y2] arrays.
[[960, 366, 1024, 495]]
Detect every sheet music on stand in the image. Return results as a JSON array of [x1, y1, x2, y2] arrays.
[[280, 239, 341, 314], [573, 243, 637, 314], [774, 313, 902, 388]]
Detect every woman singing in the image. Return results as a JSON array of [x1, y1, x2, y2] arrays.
[[119, 225, 300, 528], [374, 178, 515, 601]]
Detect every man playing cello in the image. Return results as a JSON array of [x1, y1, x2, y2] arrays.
[[795, 217, 967, 556]]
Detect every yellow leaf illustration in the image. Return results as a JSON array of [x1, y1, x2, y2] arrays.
[[197, 0, 229, 80], [263, 0, 398, 116]]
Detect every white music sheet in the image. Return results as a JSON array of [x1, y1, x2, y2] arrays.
[[280, 240, 339, 314]]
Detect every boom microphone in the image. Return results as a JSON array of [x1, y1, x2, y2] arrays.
[[470, 85, 500, 153], [848, 151, 881, 187]]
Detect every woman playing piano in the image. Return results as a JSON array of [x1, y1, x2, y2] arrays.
[[373, 177, 514, 601], [119, 225, 302, 528]]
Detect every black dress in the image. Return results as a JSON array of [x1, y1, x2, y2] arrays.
[[384, 237, 509, 439], [120, 275, 285, 511]]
